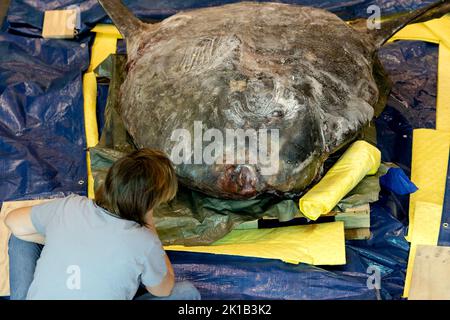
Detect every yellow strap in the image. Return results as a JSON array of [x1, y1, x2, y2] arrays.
[[389, 15, 450, 132], [91, 24, 123, 38], [390, 16, 450, 298], [83, 25, 122, 198], [88, 32, 120, 73]]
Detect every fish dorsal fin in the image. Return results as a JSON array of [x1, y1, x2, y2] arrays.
[[371, 0, 450, 47], [97, 0, 147, 39]]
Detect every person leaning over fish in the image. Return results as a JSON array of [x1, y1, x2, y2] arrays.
[[5, 148, 201, 300]]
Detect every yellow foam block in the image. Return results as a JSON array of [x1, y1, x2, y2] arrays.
[[83, 25, 122, 199], [88, 32, 120, 73], [389, 22, 441, 45], [407, 129, 450, 241], [299, 141, 381, 221], [42, 9, 77, 39], [83, 72, 99, 148], [83, 72, 98, 199], [91, 24, 123, 38], [165, 222, 346, 266], [403, 201, 443, 298], [0, 199, 52, 296]]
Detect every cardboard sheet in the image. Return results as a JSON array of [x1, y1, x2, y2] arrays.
[[0, 199, 51, 297], [42, 9, 77, 39], [408, 245, 450, 300], [403, 201, 443, 298]]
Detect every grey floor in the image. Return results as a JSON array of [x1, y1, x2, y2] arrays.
[[0, 0, 10, 27]]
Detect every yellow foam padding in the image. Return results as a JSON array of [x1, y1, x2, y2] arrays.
[[83, 25, 122, 198], [389, 15, 450, 132], [165, 222, 346, 265], [403, 202, 443, 298], [83, 72, 99, 199], [299, 141, 381, 221], [407, 129, 450, 241], [88, 29, 121, 73], [83, 72, 99, 147], [91, 24, 123, 38]]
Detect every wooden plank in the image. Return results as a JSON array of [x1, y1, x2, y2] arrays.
[[345, 228, 371, 240], [0, 0, 10, 27], [409, 245, 450, 300], [235, 206, 370, 242], [334, 204, 371, 229]]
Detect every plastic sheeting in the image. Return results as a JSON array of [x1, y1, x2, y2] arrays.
[[380, 167, 418, 196], [3, 0, 438, 37], [0, 33, 90, 203], [376, 41, 438, 173], [0, 0, 442, 300], [388, 15, 450, 132]]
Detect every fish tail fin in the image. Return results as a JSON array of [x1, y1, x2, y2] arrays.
[[372, 0, 450, 47], [97, 0, 145, 39]]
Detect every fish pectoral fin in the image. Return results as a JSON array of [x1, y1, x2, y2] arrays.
[[353, 0, 450, 48], [97, 0, 146, 39]]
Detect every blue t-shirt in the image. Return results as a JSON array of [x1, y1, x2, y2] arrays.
[[26, 194, 167, 300]]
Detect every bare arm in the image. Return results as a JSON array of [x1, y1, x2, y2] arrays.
[[4, 206, 45, 245], [145, 253, 175, 297], [143, 210, 175, 297]]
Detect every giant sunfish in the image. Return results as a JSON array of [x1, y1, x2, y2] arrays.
[[97, 0, 450, 199]]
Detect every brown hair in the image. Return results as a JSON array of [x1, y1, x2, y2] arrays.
[[95, 148, 178, 226]]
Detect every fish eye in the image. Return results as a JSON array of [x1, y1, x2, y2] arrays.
[[271, 110, 284, 118]]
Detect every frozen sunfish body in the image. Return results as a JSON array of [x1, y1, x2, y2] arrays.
[[98, 0, 450, 199]]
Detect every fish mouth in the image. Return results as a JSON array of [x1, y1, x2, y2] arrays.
[[217, 164, 258, 197]]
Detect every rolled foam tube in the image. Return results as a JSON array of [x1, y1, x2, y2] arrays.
[[299, 140, 381, 220]]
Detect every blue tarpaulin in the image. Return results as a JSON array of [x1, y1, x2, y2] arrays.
[[0, 0, 441, 300], [438, 158, 450, 247], [0, 33, 90, 202], [380, 168, 418, 196]]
